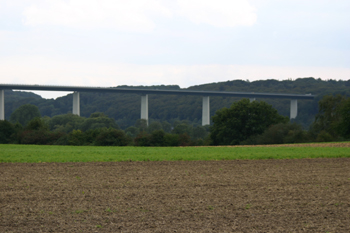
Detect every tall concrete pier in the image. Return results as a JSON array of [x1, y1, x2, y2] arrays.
[[0, 90, 4, 120], [202, 96, 210, 126], [72, 91, 80, 116], [290, 99, 298, 119], [141, 94, 149, 125]]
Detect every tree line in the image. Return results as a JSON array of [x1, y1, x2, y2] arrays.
[[210, 95, 350, 145], [1, 94, 349, 146], [0, 104, 210, 146]]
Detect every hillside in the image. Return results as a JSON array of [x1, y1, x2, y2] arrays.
[[4, 78, 350, 129]]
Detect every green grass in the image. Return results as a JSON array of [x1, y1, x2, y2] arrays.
[[0, 144, 349, 163]]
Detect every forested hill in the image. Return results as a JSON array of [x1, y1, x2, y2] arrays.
[[4, 78, 350, 129]]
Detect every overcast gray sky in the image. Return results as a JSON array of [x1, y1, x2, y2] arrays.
[[0, 0, 349, 98]]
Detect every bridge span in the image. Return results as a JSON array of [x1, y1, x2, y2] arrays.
[[0, 84, 315, 125]]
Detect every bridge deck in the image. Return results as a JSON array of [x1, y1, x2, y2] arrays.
[[0, 84, 315, 100]]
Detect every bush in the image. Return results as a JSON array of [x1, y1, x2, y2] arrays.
[[242, 122, 310, 145], [164, 134, 180, 146], [53, 133, 69, 145], [49, 113, 84, 132], [26, 117, 49, 131], [94, 128, 129, 146], [0, 120, 15, 144], [149, 130, 166, 146], [10, 104, 41, 127], [316, 130, 334, 142], [67, 130, 87, 146], [79, 114, 119, 132], [19, 129, 62, 145], [172, 123, 192, 135], [284, 128, 310, 144], [125, 126, 139, 138], [134, 132, 151, 146], [178, 133, 192, 146]]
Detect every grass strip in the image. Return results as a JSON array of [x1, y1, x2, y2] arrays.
[[0, 144, 350, 163]]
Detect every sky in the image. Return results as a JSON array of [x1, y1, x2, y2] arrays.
[[0, 0, 349, 99]]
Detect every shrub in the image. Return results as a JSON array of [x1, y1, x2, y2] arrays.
[[316, 130, 334, 142], [0, 120, 15, 144], [163, 134, 180, 147], [94, 128, 129, 146], [26, 117, 49, 131], [242, 122, 309, 145], [67, 130, 87, 146], [149, 130, 166, 146], [178, 133, 192, 146], [19, 129, 59, 145], [134, 132, 151, 146]]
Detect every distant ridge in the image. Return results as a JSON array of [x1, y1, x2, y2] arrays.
[[3, 78, 350, 129]]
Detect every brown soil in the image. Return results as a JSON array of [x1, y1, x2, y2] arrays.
[[1, 159, 350, 232]]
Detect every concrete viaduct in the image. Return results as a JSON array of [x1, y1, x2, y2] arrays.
[[0, 84, 315, 126]]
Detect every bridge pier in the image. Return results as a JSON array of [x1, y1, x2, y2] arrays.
[[290, 99, 297, 119], [0, 90, 4, 120], [73, 91, 80, 116], [141, 94, 148, 126], [202, 96, 210, 126], [249, 98, 256, 102]]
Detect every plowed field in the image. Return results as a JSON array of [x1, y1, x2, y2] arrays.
[[1, 158, 350, 232]]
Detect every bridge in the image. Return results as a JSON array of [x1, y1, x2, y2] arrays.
[[0, 84, 315, 125]]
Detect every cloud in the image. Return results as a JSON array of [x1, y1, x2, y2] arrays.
[[22, 0, 257, 31], [177, 0, 257, 27], [23, 0, 172, 31], [2, 55, 350, 99]]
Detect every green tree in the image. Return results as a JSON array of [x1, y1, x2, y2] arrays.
[[308, 95, 350, 141], [134, 132, 151, 146], [311, 95, 346, 138], [26, 117, 49, 131], [246, 122, 309, 145], [210, 99, 288, 145], [149, 130, 166, 146], [147, 121, 163, 133], [161, 121, 172, 133], [192, 125, 209, 140], [49, 113, 85, 132], [172, 123, 192, 135], [10, 104, 41, 127], [18, 117, 58, 145], [0, 120, 15, 144], [94, 128, 129, 146], [163, 134, 180, 146], [337, 98, 350, 138], [135, 119, 148, 132], [67, 129, 86, 146], [79, 113, 119, 131], [89, 112, 107, 118], [125, 126, 139, 138]]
